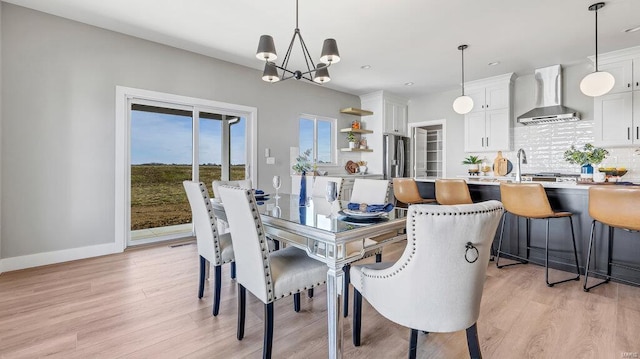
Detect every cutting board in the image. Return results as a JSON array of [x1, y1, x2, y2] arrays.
[[494, 151, 509, 176]]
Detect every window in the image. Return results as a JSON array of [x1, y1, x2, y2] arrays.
[[299, 115, 336, 165]]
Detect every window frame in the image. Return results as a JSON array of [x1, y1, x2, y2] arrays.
[[298, 113, 337, 166]]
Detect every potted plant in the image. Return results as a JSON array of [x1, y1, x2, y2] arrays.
[[292, 148, 313, 174], [462, 155, 483, 173], [346, 131, 358, 149], [563, 143, 608, 179]]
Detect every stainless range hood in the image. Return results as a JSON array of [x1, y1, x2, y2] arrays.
[[517, 65, 580, 125]]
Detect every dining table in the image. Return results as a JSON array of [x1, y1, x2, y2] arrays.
[[211, 192, 408, 359]]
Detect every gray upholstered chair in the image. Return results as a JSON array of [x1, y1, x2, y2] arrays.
[[218, 186, 327, 359], [351, 201, 504, 359], [183, 181, 235, 316]]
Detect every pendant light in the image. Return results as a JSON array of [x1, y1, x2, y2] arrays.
[[580, 2, 615, 97], [453, 45, 474, 114]]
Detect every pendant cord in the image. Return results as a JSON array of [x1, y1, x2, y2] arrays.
[[296, 0, 299, 29], [461, 47, 465, 96], [594, 9, 599, 72]]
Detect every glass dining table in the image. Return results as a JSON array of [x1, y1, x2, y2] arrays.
[[211, 193, 408, 359]]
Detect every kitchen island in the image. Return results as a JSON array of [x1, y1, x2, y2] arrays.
[[415, 178, 640, 285]]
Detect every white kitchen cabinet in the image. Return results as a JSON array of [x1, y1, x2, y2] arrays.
[[467, 84, 509, 113], [599, 59, 634, 94], [463, 73, 514, 152], [383, 98, 408, 136], [594, 91, 637, 147], [592, 46, 640, 147], [464, 108, 510, 152]]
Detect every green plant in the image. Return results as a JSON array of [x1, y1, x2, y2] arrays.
[[292, 148, 313, 173], [563, 143, 609, 166], [346, 131, 357, 142], [462, 155, 483, 165]]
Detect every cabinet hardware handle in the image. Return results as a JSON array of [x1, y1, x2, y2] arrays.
[[637, 126, 639, 140], [628, 127, 631, 140], [628, 83, 631, 88], [486, 104, 489, 108], [481, 138, 484, 147], [637, 81, 639, 87], [486, 137, 489, 147]]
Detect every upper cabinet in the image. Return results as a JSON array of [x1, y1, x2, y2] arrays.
[[463, 73, 515, 152], [383, 98, 408, 136], [592, 46, 640, 147]]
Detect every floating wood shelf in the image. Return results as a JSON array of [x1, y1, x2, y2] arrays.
[[339, 128, 373, 134], [340, 108, 374, 116], [340, 148, 373, 152]]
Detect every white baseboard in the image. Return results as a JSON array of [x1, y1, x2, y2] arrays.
[[0, 243, 120, 273]]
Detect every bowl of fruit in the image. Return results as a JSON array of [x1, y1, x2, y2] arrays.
[[598, 167, 628, 180]]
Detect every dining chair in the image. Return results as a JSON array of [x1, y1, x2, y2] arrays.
[[183, 181, 235, 316], [212, 179, 253, 234], [218, 186, 327, 359], [392, 178, 436, 205], [341, 178, 390, 317], [351, 201, 504, 358], [435, 179, 473, 205], [311, 176, 343, 199], [211, 179, 252, 200]]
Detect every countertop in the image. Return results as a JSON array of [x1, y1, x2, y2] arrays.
[[413, 176, 639, 190]]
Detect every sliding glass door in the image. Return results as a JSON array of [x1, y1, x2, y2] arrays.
[[128, 101, 248, 245]]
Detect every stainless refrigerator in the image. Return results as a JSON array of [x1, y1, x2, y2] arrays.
[[383, 134, 411, 180]]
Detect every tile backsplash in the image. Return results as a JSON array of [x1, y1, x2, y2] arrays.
[[496, 121, 640, 182]]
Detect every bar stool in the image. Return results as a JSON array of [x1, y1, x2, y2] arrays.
[[392, 178, 435, 205], [435, 179, 473, 205], [583, 186, 640, 291], [495, 183, 581, 287]]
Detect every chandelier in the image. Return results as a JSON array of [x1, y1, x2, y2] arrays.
[[255, 0, 340, 84]]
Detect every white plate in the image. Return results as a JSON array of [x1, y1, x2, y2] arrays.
[[340, 209, 387, 219]]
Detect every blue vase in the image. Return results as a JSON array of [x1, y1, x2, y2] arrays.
[[581, 164, 593, 179], [299, 171, 307, 206]]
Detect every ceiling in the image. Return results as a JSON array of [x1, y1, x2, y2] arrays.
[[5, 0, 640, 98]]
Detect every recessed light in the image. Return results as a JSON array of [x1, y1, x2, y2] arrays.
[[488, 61, 500, 66], [404, 82, 414, 86], [360, 65, 371, 69], [624, 25, 640, 33]]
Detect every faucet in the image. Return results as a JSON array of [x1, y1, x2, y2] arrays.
[[515, 148, 528, 183]]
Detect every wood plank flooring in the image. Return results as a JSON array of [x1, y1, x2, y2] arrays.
[[1, 240, 639, 358]]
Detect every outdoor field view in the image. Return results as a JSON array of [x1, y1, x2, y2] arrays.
[[130, 164, 245, 230], [130, 106, 246, 231]]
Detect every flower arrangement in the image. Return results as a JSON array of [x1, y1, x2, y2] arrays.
[[563, 143, 608, 166], [292, 148, 313, 173]]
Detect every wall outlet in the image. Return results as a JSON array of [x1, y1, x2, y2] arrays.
[[266, 157, 275, 165]]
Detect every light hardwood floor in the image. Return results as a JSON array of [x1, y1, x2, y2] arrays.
[[1, 240, 639, 359]]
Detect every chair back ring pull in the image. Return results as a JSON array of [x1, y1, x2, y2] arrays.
[[465, 242, 479, 264]]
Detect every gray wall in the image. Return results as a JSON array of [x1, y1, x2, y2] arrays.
[[0, 4, 358, 259], [409, 62, 595, 177]]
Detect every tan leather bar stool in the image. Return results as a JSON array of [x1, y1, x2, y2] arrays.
[[496, 183, 581, 287], [584, 186, 640, 291], [393, 178, 435, 205], [435, 179, 473, 205]]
